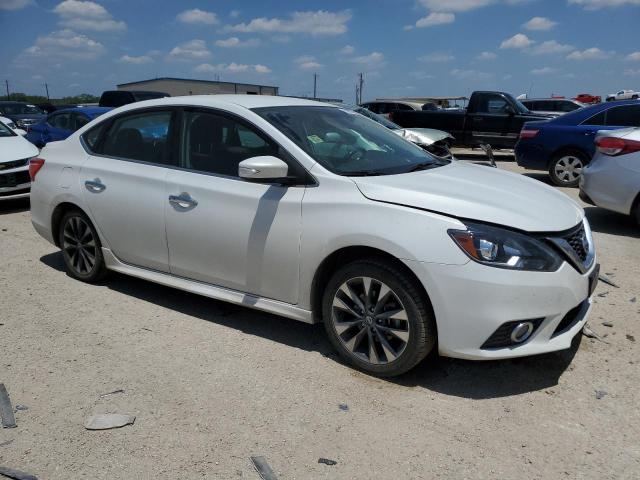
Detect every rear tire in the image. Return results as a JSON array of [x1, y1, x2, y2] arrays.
[[322, 259, 436, 377], [549, 150, 587, 187], [58, 209, 107, 283]]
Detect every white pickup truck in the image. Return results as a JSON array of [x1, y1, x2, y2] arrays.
[[606, 89, 640, 101]]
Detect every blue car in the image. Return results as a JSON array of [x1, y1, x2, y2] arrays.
[[515, 100, 640, 187], [26, 107, 111, 148]]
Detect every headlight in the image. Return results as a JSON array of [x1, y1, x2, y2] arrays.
[[448, 222, 562, 272]]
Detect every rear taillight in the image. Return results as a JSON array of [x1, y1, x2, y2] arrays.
[[596, 137, 640, 156], [29, 157, 45, 181], [519, 128, 539, 139]]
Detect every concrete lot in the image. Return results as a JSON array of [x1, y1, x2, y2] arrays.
[[0, 159, 638, 479]]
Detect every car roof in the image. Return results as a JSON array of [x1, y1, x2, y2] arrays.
[[550, 99, 640, 125], [53, 106, 112, 116], [107, 94, 334, 112]]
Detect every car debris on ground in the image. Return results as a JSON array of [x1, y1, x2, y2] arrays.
[[83, 414, 136, 431], [0, 384, 17, 429]]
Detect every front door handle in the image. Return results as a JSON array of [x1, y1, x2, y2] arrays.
[[169, 193, 198, 210], [85, 179, 106, 193]]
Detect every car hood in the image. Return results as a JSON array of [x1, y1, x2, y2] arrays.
[[353, 161, 583, 232], [394, 128, 454, 146], [0, 134, 39, 163]]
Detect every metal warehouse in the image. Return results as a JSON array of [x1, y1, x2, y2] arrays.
[[117, 77, 279, 97]]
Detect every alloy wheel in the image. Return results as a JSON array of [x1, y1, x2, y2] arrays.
[[62, 216, 97, 275], [331, 276, 410, 365], [554, 156, 583, 184]]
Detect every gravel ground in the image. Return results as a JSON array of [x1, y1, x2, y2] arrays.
[[0, 159, 638, 479]]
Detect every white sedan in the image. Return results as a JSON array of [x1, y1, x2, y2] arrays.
[[0, 115, 27, 136], [0, 119, 39, 200], [30, 95, 598, 376]]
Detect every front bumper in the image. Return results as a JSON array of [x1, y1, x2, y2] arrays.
[[406, 258, 597, 360], [0, 166, 31, 201]]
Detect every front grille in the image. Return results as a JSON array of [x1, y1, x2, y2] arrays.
[[552, 300, 587, 337], [564, 224, 588, 262], [481, 318, 544, 349], [0, 170, 30, 188], [0, 158, 30, 171]]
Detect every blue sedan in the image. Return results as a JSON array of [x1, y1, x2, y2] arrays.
[[26, 107, 111, 148], [515, 100, 640, 187]]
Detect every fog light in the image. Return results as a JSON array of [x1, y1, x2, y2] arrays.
[[510, 322, 534, 343]]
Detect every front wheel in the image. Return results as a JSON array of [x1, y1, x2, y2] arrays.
[[58, 210, 107, 282], [322, 259, 436, 377], [549, 151, 587, 187]]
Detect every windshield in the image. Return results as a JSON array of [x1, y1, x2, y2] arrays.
[[351, 106, 401, 130], [254, 106, 447, 176], [0, 121, 16, 137], [0, 103, 44, 115]]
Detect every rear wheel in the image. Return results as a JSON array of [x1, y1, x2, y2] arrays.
[[322, 259, 436, 377], [58, 210, 107, 282], [549, 151, 587, 187]]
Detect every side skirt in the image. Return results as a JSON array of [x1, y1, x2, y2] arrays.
[[102, 248, 315, 324]]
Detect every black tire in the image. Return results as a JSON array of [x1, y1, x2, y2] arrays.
[[632, 95, 638, 100], [322, 258, 436, 377], [58, 209, 108, 283], [549, 150, 588, 188]]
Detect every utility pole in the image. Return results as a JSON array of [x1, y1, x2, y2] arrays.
[[313, 73, 317, 99], [44, 82, 50, 101], [5, 80, 9, 101], [357, 72, 364, 104]]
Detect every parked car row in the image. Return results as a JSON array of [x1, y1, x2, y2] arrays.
[[27, 94, 599, 377], [515, 100, 640, 186]]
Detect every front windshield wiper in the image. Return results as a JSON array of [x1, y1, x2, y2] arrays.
[[405, 161, 440, 173], [345, 170, 385, 177]]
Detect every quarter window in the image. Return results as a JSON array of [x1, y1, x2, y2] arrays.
[[582, 111, 606, 126], [605, 105, 640, 127], [101, 111, 173, 164], [180, 110, 279, 177]]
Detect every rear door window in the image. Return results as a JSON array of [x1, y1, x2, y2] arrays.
[[582, 111, 606, 126], [101, 110, 174, 165], [606, 105, 640, 127], [48, 113, 73, 130]]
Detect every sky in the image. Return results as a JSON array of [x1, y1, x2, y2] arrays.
[[1, 0, 639, 102]]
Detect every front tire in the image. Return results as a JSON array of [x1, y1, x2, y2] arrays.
[[58, 210, 107, 283], [322, 259, 436, 377], [549, 151, 587, 187]]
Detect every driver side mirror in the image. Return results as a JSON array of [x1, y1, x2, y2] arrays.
[[504, 105, 516, 116], [238, 156, 291, 184]]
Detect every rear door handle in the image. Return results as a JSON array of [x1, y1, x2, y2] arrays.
[[85, 179, 106, 193], [169, 193, 198, 210]]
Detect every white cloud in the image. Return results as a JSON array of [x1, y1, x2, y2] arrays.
[[214, 37, 259, 48], [22, 29, 104, 61], [229, 10, 241, 18], [415, 12, 455, 27], [177, 9, 218, 25], [418, 52, 455, 63], [531, 66, 555, 75], [419, 0, 493, 12], [340, 45, 355, 55], [500, 33, 534, 49], [568, 0, 640, 9], [531, 40, 574, 55], [295, 55, 323, 70], [0, 0, 32, 10], [195, 62, 271, 74], [119, 54, 154, 64], [624, 68, 640, 76], [567, 47, 610, 60], [167, 39, 211, 61], [477, 51, 497, 60], [226, 10, 351, 36], [53, 0, 126, 32], [349, 52, 385, 69], [626, 51, 640, 61], [254, 64, 271, 74], [523, 16, 557, 30]]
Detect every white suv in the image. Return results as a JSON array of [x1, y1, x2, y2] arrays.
[[30, 96, 598, 376]]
